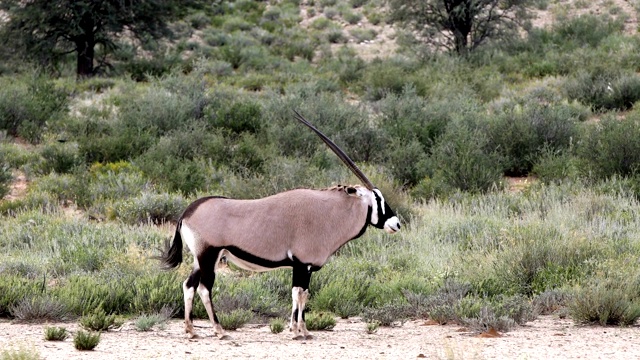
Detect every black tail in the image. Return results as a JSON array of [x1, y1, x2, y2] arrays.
[[155, 221, 183, 269]]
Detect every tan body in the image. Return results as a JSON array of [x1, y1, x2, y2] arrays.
[[183, 186, 370, 267]]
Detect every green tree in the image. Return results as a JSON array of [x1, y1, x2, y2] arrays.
[[389, 0, 532, 55], [0, 0, 192, 77]]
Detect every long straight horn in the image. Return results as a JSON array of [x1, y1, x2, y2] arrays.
[[293, 109, 375, 190]]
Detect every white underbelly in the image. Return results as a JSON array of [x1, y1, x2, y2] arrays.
[[218, 249, 292, 272]]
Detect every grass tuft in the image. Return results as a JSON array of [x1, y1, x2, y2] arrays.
[[44, 326, 69, 341], [305, 312, 336, 330], [73, 330, 100, 351], [269, 318, 286, 334]]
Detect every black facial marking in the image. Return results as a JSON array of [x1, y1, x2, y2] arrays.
[[350, 205, 372, 241]]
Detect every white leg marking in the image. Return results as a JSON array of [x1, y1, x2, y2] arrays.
[[297, 288, 310, 338], [183, 280, 196, 337], [290, 287, 299, 332], [291, 287, 310, 339], [197, 283, 226, 338]]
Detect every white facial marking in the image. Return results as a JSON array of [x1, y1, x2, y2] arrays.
[[369, 190, 379, 225], [373, 189, 386, 215], [384, 216, 401, 233], [287, 250, 293, 261]]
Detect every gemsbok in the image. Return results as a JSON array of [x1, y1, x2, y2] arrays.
[[157, 110, 401, 340]]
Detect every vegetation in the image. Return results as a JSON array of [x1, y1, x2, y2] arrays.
[[0, 0, 196, 77], [269, 318, 286, 334], [44, 326, 69, 341], [73, 330, 100, 351], [1, 0, 640, 338], [388, 0, 532, 54]]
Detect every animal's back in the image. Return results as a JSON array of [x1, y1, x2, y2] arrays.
[[181, 188, 369, 265]]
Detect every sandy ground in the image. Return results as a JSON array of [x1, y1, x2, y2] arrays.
[[2, 315, 639, 359]]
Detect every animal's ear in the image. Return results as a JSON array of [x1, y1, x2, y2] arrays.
[[345, 186, 358, 195]]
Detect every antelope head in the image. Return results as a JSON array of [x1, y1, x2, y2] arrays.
[[293, 110, 401, 234]]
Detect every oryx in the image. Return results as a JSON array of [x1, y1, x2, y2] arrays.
[[157, 110, 401, 340]]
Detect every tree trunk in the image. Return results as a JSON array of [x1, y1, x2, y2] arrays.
[[76, 37, 95, 78]]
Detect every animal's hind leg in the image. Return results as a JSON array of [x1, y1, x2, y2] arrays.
[[195, 248, 227, 339], [183, 269, 201, 338], [290, 265, 312, 340], [197, 269, 228, 339]]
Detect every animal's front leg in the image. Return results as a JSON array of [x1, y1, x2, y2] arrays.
[[290, 265, 313, 340]]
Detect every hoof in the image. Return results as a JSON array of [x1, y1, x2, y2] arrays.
[[292, 334, 305, 340], [305, 334, 314, 340], [217, 334, 232, 340], [186, 333, 200, 339]]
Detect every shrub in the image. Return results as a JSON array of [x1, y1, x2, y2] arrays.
[[79, 307, 119, 331], [569, 278, 640, 326], [0, 346, 40, 360], [36, 142, 84, 174], [305, 312, 336, 330], [0, 74, 68, 144], [113, 192, 187, 225], [362, 304, 410, 327], [485, 94, 581, 176], [533, 290, 572, 316], [365, 320, 380, 334], [10, 296, 68, 322], [576, 115, 640, 179], [343, 10, 363, 25], [0, 159, 11, 199], [349, 28, 376, 42], [427, 122, 504, 194], [134, 309, 172, 332], [326, 28, 348, 43], [218, 309, 253, 330], [565, 69, 640, 112], [44, 326, 69, 341], [0, 276, 42, 317], [208, 101, 262, 134], [188, 11, 210, 29], [269, 318, 286, 334], [74, 330, 100, 351]]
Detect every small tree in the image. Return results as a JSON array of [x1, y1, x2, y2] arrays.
[[389, 0, 532, 55], [0, 0, 194, 77]]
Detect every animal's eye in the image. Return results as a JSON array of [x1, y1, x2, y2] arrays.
[[346, 187, 357, 195]]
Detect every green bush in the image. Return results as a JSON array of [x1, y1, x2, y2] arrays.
[[218, 308, 253, 330], [208, 101, 262, 134], [44, 326, 69, 341], [73, 330, 100, 351], [0, 156, 11, 199], [362, 304, 410, 327], [0, 75, 68, 144], [570, 277, 640, 326], [305, 312, 336, 330], [485, 93, 581, 176], [79, 307, 119, 331], [0, 346, 40, 360], [269, 318, 286, 334], [565, 69, 640, 112], [37, 142, 84, 174], [134, 308, 172, 331], [576, 114, 640, 179], [113, 192, 187, 225], [10, 296, 68, 322], [0, 275, 42, 317], [427, 122, 504, 194]]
